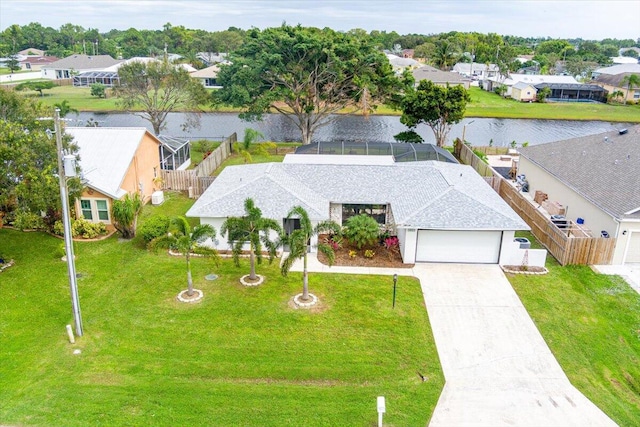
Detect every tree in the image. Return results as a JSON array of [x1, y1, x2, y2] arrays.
[[242, 128, 264, 150], [0, 88, 82, 225], [6, 56, 20, 73], [15, 80, 56, 97], [536, 86, 551, 103], [111, 192, 143, 239], [344, 214, 379, 249], [220, 198, 281, 281], [90, 83, 106, 98], [53, 100, 78, 117], [620, 74, 640, 102], [149, 217, 218, 297], [114, 59, 209, 135], [430, 39, 459, 70], [397, 80, 471, 147], [215, 24, 398, 145], [280, 206, 340, 303]]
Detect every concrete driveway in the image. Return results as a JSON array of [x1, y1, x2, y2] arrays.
[[415, 264, 616, 427], [289, 256, 616, 425]]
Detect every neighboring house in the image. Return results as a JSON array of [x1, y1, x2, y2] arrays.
[[412, 65, 471, 89], [42, 54, 123, 80], [65, 127, 162, 224], [592, 68, 640, 103], [518, 126, 640, 264], [187, 155, 529, 264], [196, 52, 229, 66], [453, 62, 499, 80], [19, 56, 58, 71], [533, 83, 607, 103], [190, 65, 222, 88], [18, 48, 46, 56], [511, 81, 537, 102], [483, 74, 578, 97], [611, 56, 639, 65], [591, 63, 640, 79], [386, 54, 421, 74]]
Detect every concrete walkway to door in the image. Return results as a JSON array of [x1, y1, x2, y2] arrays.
[[289, 256, 616, 426]]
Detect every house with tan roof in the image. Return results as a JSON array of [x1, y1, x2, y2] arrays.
[[412, 65, 471, 89]]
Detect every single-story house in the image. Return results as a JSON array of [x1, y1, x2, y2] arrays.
[[42, 54, 123, 80], [190, 65, 222, 88], [19, 56, 59, 71], [187, 155, 529, 264], [593, 71, 640, 103], [386, 54, 421, 74], [483, 73, 578, 96], [412, 65, 471, 89], [518, 126, 640, 264], [591, 63, 640, 79], [18, 48, 46, 57], [65, 127, 162, 224], [534, 82, 608, 103], [511, 81, 537, 102]]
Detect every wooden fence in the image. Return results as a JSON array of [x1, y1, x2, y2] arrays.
[[194, 133, 236, 177], [160, 133, 236, 198], [455, 140, 615, 265]]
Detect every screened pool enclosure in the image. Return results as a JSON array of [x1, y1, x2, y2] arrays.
[[294, 141, 457, 163]]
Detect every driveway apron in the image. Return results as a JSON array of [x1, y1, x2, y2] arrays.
[[416, 263, 616, 427]]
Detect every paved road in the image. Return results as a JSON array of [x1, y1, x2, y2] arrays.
[[289, 257, 617, 426]]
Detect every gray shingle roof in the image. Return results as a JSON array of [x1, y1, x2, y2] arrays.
[[44, 54, 122, 71], [187, 160, 528, 230], [519, 126, 640, 220], [412, 65, 469, 84]]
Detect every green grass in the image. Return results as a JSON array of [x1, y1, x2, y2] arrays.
[[507, 235, 640, 426], [13, 84, 640, 124], [465, 87, 640, 122], [212, 143, 300, 175], [0, 206, 443, 426]]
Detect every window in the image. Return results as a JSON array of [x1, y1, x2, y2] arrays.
[[633, 90, 640, 100], [80, 200, 93, 220], [96, 200, 109, 221], [342, 204, 386, 225]]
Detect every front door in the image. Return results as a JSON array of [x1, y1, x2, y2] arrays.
[[282, 218, 301, 252]]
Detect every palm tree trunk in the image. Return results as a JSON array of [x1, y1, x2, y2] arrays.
[[302, 249, 309, 301], [249, 247, 257, 280], [186, 253, 193, 296]]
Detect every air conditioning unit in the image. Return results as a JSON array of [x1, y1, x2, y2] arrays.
[[151, 190, 164, 205]]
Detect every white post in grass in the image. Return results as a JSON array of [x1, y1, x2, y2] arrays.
[[377, 396, 386, 427]]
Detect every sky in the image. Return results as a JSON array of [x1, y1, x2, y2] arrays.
[[1, 0, 639, 41]]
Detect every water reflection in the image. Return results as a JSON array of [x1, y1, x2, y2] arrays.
[[73, 112, 631, 147]]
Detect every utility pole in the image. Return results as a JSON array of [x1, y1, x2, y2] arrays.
[[54, 109, 83, 337]]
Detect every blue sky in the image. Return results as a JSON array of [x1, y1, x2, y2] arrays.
[[1, 0, 639, 40]]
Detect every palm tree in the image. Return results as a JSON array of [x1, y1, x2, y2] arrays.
[[620, 74, 640, 102], [150, 216, 218, 297], [280, 206, 340, 302], [221, 198, 281, 281], [111, 192, 143, 239], [53, 100, 78, 118], [431, 40, 458, 71]]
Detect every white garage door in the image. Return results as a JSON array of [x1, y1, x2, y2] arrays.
[[416, 230, 502, 263], [625, 231, 640, 264]]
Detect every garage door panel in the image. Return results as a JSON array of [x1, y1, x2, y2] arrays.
[[416, 230, 502, 263], [625, 232, 640, 264]]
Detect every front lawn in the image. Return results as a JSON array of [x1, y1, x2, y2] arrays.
[[0, 225, 443, 426], [508, 250, 640, 426]]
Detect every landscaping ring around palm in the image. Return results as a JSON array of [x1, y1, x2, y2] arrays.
[[293, 292, 319, 308], [240, 274, 264, 286], [177, 288, 204, 303]]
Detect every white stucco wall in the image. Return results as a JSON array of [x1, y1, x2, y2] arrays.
[[500, 240, 548, 268], [399, 227, 418, 264]]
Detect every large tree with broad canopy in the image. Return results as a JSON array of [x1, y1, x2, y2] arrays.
[[214, 24, 399, 145]]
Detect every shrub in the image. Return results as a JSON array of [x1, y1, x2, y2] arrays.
[[344, 214, 380, 249], [348, 250, 357, 258], [473, 149, 488, 163], [13, 210, 45, 231], [383, 236, 399, 250], [139, 214, 171, 243], [364, 249, 376, 259], [90, 83, 106, 98], [323, 234, 343, 251], [71, 216, 107, 239]]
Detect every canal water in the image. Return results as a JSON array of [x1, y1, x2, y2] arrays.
[[73, 112, 632, 147]]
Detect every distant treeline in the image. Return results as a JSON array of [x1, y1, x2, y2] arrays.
[[1, 22, 638, 74]]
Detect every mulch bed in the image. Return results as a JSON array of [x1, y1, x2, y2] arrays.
[[316, 235, 413, 268]]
